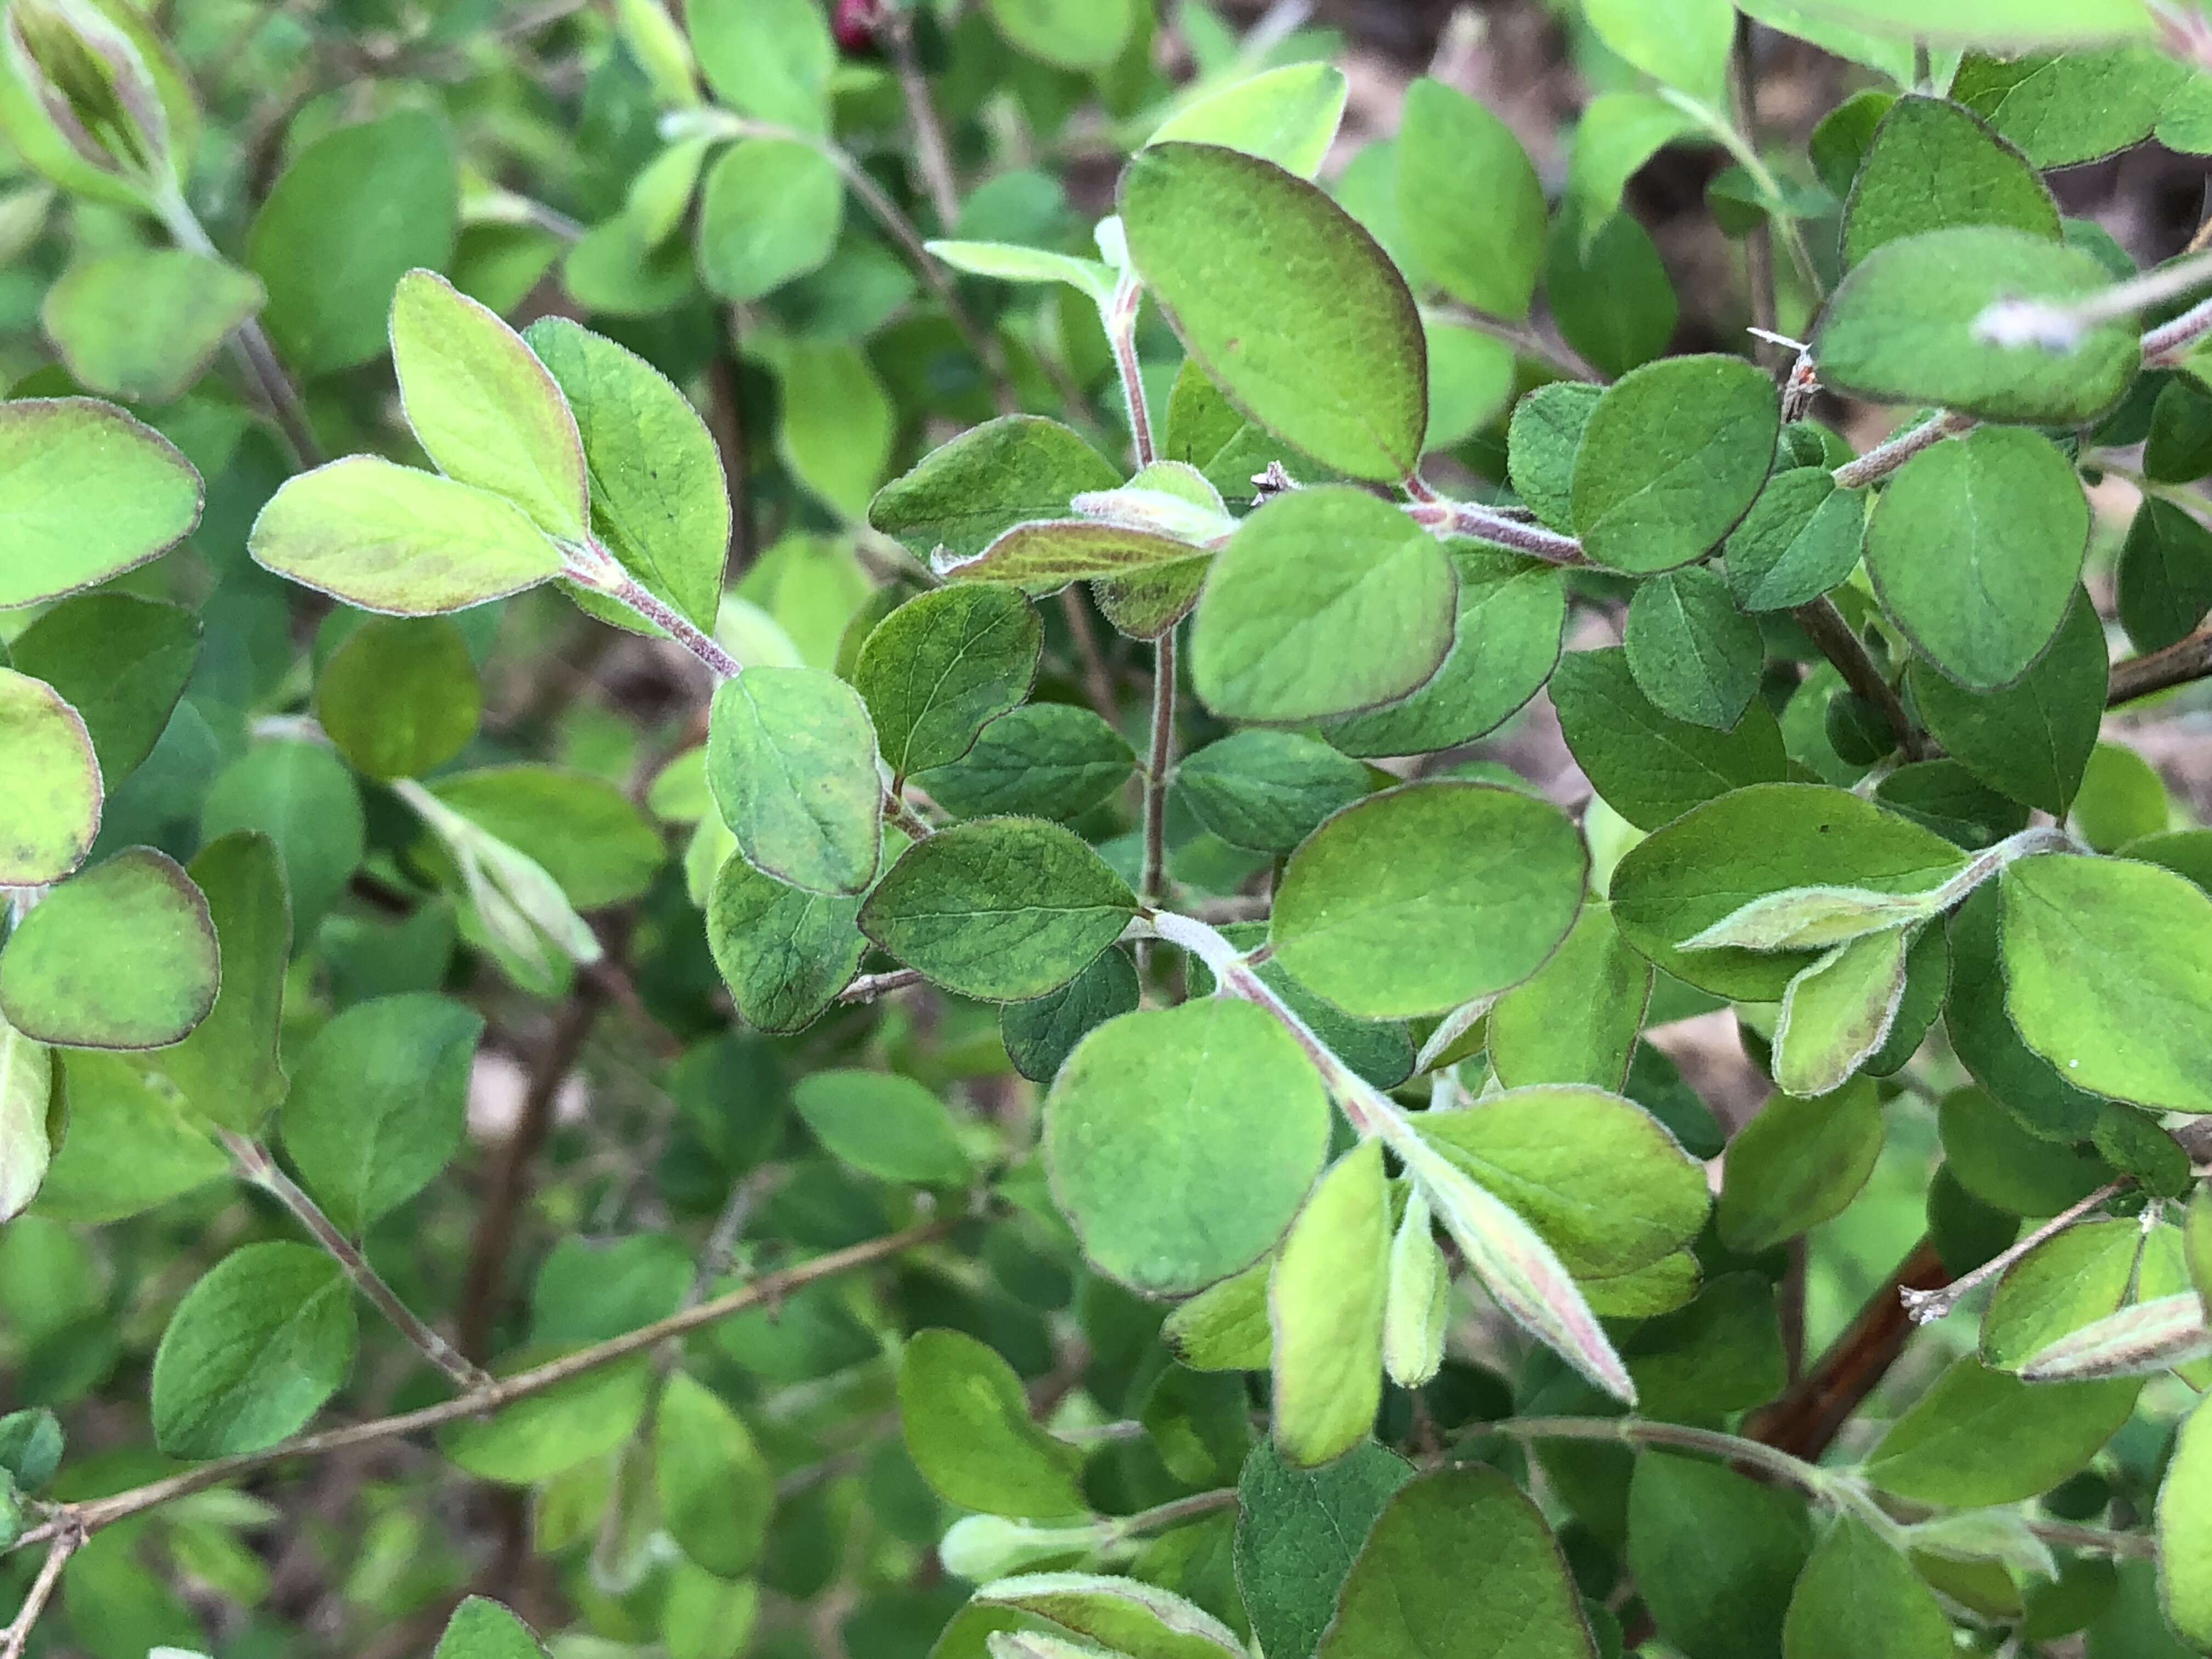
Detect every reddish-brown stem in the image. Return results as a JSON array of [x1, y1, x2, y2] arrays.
[[455, 980, 605, 1361]]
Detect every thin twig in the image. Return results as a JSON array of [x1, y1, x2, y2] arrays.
[[1831, 409, 1977, 490], [1437, 302, 1605, 384], [0, 1522, 81, 1659], [1058, 588, 1122, 724], [884, 9, 962, 230], [455, 980, 605, 1361], [2108, 623, 2212, 706], [8, 1221, 954, 1554], [221, 1130, 493, 1392], [1978, 246, 2212, 352], [1107, 270, 1155, 469], [1728, 16, 1781, 374], [1142, 628, 1177, 917], [1898, 1181, 2127, 1326], [1793, 594, 1927, 761], [1404, 498, 1587, 565], [838, 967, 926, 1004]]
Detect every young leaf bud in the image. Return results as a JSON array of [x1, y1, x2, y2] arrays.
[[4, 0, 169, 183]]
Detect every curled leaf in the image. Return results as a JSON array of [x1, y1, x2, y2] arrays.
[[2018, 1293, 2210, 1383], [1398, 1131, 1635, 1403]]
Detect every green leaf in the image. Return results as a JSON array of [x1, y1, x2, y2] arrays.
[[1782, 1518, 1954, 1659], [0, 1014, 54, 1224], [1570, 354, 1780, 575], [1867, 426, 2086, 691], [2116, 495, 2212, 653], [150, 1242, 357, 1458], [1121, 143, 1427, 483], [249, 457, 562, 616], [1585, 0, 1733, 98], [1724, 470, 1868, 612], [855, 585, 1042, 780], [972, 1573, 1243, 1658], [706, 858, 865, 1034], [1395, 78, 1546, 319], [30, 1052, 224, 1223], [1176, 731, 1370, 856], [1770, 0, 2151, 46], [1865, 1357, 2137, 1505], [1717, 1078, 1886, 1253], [1565, 92, 1703, 241], [1424, 320, 1518, 450], [247, 110, 458, 376], [523, 316, 731, 631], [793, 1068, 973, 1187], [1315, 1467, 1597, 1659], [860, 819, 1137, 1002], [1190, 924, 1417, 1091], [435, 1598, 549, 1659], [426, 765, 663, 911], [916, 704, 1135, 823], [1417, 1086, 1710, 1278], [939, 520, 1207, 590], [0, 845, 216, 1049], [1939, 1082, 2111, 1215], [706, 667, 882, 896], [1270, 782, 1586, 1019], [390, 268, 588, 542], [200, 741, 365, 937], [656, 1372, 773, 1578], [696, 138, 842, 301], [1234, 1442, 1410, 1659], [1189, 486, 1455, 723], [41, 248, 263, 403], [1908, 585, 2104, 814], [2000, 853, 2212, 1114], [1488, 905, 1654, 1092], [898, 1328, 1089, 1519], [10, 592, 199, 786], [871, 417, 1119, 566], [0, 397, 201, 609], [441, 1357, 652, 1483], [1000, 948, 1141, 1084], [1814, 226, 2142, 424], [1323, 548, 1566, 758], [1619, 1272, 1787, 1420], [1623, 565, 1764, 730], [1509, 383, 1604, 535], [1165, 1259, 1274, 1372], [753, 335, 892, 521], [281, 994, 482, 1235], [1550, 646, 1791, 831], [0, 666, 98, 885], [1841, 96, 2061, 268], [1400, 1127, 1633, 1399], [1981, 1220, 2145, 1369], [1771, 928, 1913, 1096], [2142, 376, 2212, 485], [927, 240, 1116, 306], [1956, 51, 2182, 168], [1268, 1142, 1387, 1466], [1610, 783, 1969, 1000], [687, 0, 831, 129], [2072, 740, 2169, 852], [1149, 63, 1348, 179], [157, 832, 290, 1132], [316, 616, 482, 782], [1383, 1189, 1448, 1387], [2160, 1400, 2212, 1646], [984, 0, 1133, 70], [1547, 206, 1679, 380], [1628, 1453, 1812, 1659], [1046, 997, 1330, 1297]]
